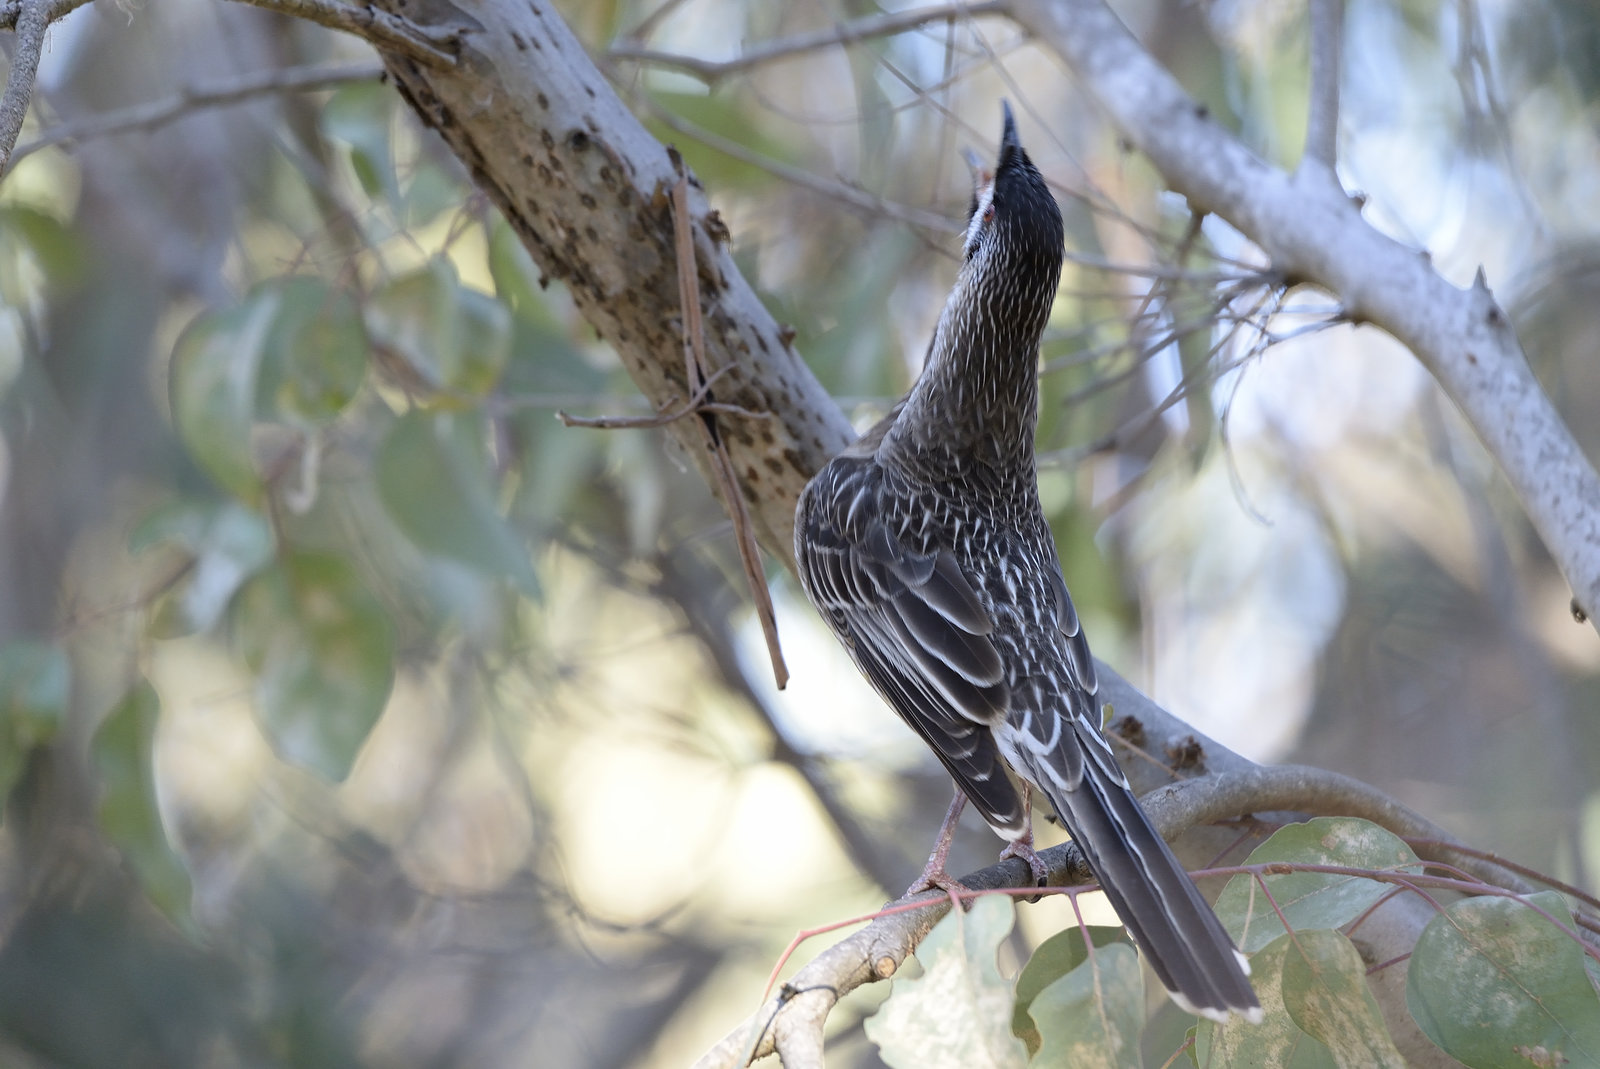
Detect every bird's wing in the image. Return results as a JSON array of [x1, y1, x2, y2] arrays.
[[796, 456, 1025, 834]]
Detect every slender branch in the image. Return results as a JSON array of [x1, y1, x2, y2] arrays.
[[1304, 0, 1342, 168], [10, 62, 385, 165], [224, 0, 461, 68], [607, 0, 1010, 85], [1012, 0, 1600, 630]]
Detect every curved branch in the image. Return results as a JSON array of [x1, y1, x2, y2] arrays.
[[1012, 0, 1600, 630]]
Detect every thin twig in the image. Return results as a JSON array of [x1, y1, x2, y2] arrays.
[[223, 0, 461, 68], [607, 0, 1009, 85], [10, 62, 385, 165], [1304, 0, 1342, 168], [662, 166, 789, 688]]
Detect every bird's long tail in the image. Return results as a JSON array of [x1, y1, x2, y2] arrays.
[[1047, 726, 1262, 1023]]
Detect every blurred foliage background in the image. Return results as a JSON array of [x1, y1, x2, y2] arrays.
[[1, 0, 1598, 1065]]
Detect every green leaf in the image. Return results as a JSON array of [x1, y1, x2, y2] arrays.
[[1281, 929, 1404, 1069], [1011, 925, 1129, 1052], [231, 552, 395, 780], [375, 410, 540, 596], [1214, 817, 1423, 952], [367, 260, 511, 396], [92, 682, 191, 920], [1407, 890, 1600, 1068], [170, 298, 277, 501], [254, 276, 367, 425], [131, 501, 273, 634], [1027, 942, 1144, 1069], [1196, 935, 1339, 1069], [865, 895, 1029, 1069], [323, 81, 397, 205], [0, 640, 69, 800]]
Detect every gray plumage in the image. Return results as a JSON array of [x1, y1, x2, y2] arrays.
[[794, 104, 1260, 1023]]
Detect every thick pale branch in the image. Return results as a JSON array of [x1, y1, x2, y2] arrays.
[[607, 0, 1010, 85], [1012, 0, 1600, 629]]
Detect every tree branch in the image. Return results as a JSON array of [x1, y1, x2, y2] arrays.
[[224, 0, 462, 68], [0, 0, 79, 175], [1011, 0, 1600, 630], [607, 0, 1010, 85], [10, 61, 384, 165], [1304, 0, 1342, 168]]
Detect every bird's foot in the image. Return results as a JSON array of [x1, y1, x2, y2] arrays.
[[903, 862, 972, 900], [999, 836, 1048, 888]]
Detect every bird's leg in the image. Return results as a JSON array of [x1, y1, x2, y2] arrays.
[[903, 789, 970, 898], [998, 783, 1048, 887]]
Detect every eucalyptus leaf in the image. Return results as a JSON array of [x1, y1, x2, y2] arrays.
[[92, 682, 191, 920], [170, 299, 278, 501], [1196, 935, 1338, 1069], [375, 410, 541, 596], [1027, 942, 1144, 1069], [1011, 924, 1128, 1052], [1407, 890, 1600, 1068], [1214, 817, 1423, 952], [865, 895, 1029, 1069], [231, 552, 395, 781], [1281, 929, 1403, 1069]]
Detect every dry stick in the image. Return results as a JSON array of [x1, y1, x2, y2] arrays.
[[668, 168, 788, 689]]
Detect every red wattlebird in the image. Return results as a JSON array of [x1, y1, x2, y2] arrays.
[[794, 104, 1261, 1023]]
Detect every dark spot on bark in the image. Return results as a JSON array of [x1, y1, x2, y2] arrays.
[[1166, 735, 1204, 772], [1486, 306, 1502, 326], [754, 334, 769, 354], [759, 426, 775, 446], [585, 226, 599, 242], [1113, 714, 1145, 748], [537, 164, 552, 184], [1466, 351, 1478, 365], [537, 92, 549, 110], [599, 166, 615, 187], [764, 457, 785, 476], [511, 32, 527, 50], [579, 193, 597, 209], [568, 129, 591, 151], [744, 466, 761, 485], [585, 85, 596, 98], [1194, 103, 1209, 120], [521, 154, 534, 167], [540, 129, 555, 150]]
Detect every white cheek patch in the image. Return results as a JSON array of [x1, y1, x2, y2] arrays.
[[964, 177, 995, 256]]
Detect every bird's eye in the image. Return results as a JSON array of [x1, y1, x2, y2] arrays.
[[983, 203, 996, 223]]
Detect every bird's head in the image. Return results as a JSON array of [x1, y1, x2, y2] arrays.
[[960, 103, 1064, 293]]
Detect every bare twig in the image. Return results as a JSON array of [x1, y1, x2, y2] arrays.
[[1304, 0, 1342, 168], [607, 0, 1010, 85], [665, 166, 789, 689], [10, 62, 385, 165], [0, 0, 86, 32], [224, 0, 461, 68]]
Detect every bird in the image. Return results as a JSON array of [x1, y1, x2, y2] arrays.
[[793, 103, 1261, 1023]]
